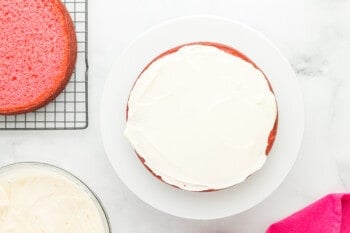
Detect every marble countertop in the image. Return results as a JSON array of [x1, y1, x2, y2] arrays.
[[1, 0, 350, 232]]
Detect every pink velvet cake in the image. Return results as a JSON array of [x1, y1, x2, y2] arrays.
[[125, 42, 278, 192], [0, 0, 77, 115]]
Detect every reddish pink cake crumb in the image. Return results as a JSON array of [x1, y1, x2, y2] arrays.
[[0, 0, 77, 115]]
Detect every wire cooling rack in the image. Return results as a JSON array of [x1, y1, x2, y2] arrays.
[[0, 0, 88, 130]]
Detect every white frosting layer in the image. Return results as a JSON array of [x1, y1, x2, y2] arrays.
[[0, 164, 107, 233], [125, 44, 277, 191]]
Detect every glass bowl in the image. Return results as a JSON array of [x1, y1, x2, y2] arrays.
[[0, 162, 111, 233]]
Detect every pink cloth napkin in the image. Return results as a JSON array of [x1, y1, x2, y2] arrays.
[[267, 193, 350, 233]]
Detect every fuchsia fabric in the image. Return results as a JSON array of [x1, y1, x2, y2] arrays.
[[267, 194, 350, 233]]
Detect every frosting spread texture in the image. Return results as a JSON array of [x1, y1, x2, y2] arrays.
[[0, 164, 107, 233], [125, 44, 277, 191]]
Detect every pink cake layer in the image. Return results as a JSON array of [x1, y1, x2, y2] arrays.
[[0, 0, 77, 115]]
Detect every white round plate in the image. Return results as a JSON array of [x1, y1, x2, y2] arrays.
[[101, 16, 304, 220]]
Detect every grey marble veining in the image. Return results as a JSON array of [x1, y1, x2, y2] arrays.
[[1, 0, 350, 232]]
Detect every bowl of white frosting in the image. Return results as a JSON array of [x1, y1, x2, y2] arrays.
[[0, 162, 111, 233]]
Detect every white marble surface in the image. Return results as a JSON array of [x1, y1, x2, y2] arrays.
[[1, 0, 350, 232]]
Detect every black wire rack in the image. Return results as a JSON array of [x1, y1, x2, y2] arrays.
[[0, 0, 88, 130]]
